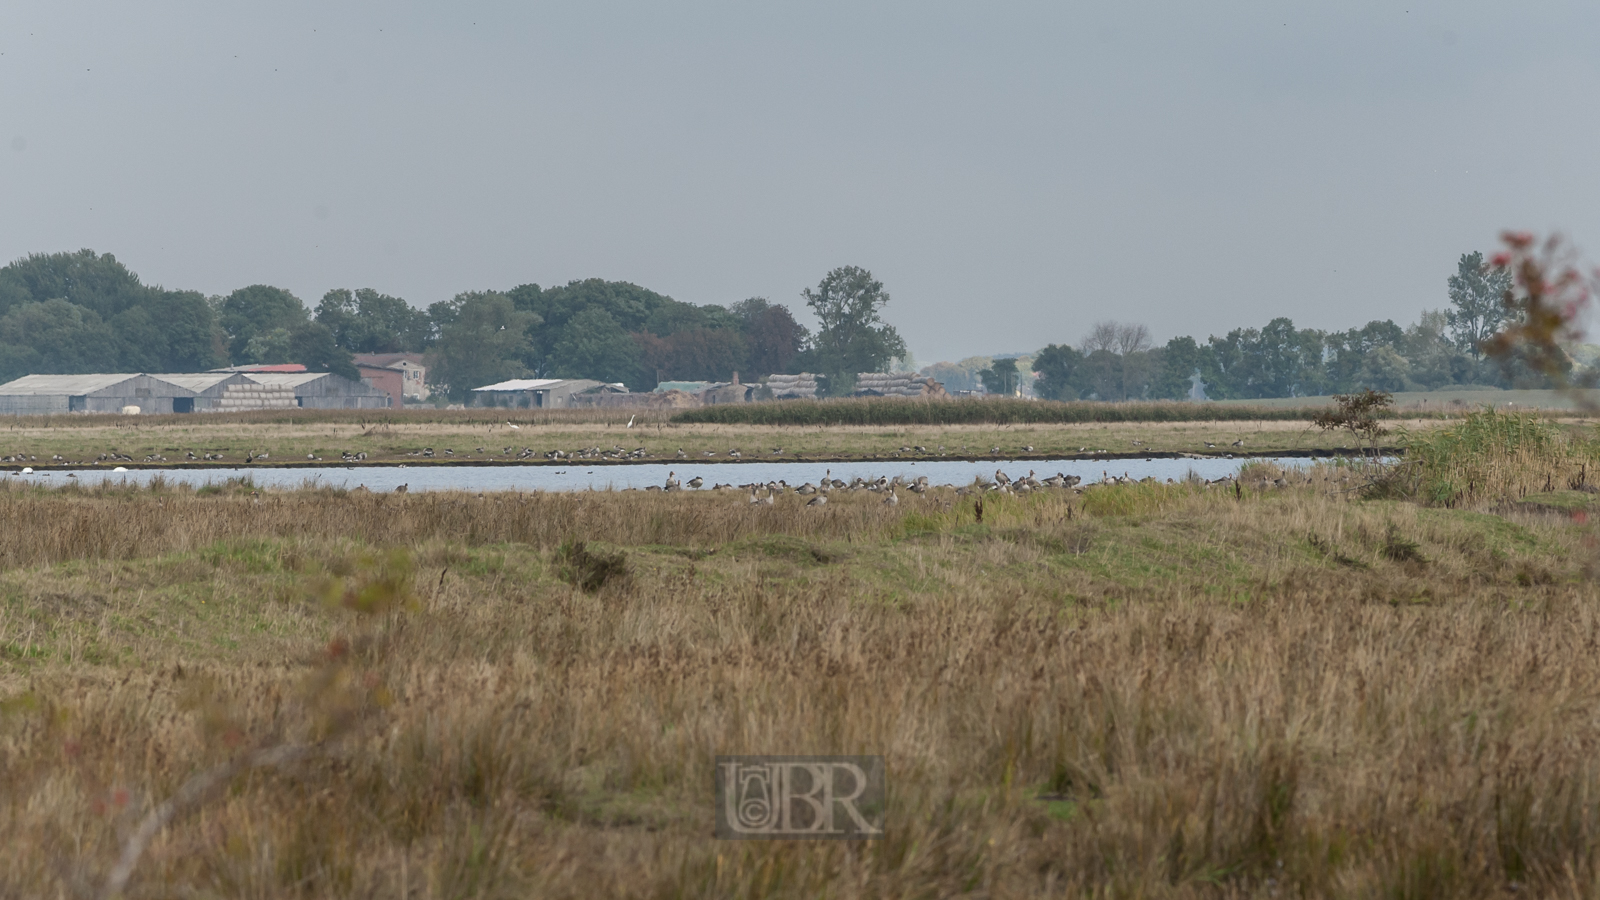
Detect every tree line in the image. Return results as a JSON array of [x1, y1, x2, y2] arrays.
[[1017, 252, 1552, 400], [0, 251, 908, 400]]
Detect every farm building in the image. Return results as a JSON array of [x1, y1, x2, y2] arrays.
[[243, 372, 392, 409], [352, 353, 429, 405], [155, 373, 297, 412], [471, 378, 605, 408], [0, 374, 200, 415]]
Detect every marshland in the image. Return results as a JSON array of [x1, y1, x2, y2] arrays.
[[5, 408, 1600, 897]]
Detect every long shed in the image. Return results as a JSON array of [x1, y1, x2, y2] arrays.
[[0, 374, 199, 415]]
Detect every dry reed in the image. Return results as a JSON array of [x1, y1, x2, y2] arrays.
[[0, 480, 1597, 897]]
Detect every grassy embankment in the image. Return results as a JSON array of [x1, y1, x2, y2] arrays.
[[0, 399, 1506, 467], [6, 410, 1600, 896]]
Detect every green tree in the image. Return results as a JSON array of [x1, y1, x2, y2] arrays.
[[429, 292, 539, 400], [802, 266, 906, 395], [1150, 336, 1206, 400], [288, 321, 360, 381], [219, 285, 308, 364], [0, 299, 117, 380], [548, 306, 640, 387], [0, 249, 152, 320], [244, 328, 293, 365], [1446, 251, 1513, 358], [731, 297, 809, 377], [316, 288, 432, 353], [978, 357, 1020, 395], [1030, 345, 1085, 400]]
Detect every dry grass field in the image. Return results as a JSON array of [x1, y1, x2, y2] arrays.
[[5, 426, 1600, 897], [0, 409, 1470, 468]]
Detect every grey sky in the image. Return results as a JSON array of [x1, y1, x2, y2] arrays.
[[3, 2, 1598, 363]]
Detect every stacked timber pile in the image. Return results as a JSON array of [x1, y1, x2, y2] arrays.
[[852, 373, 947, 398], [214, 383, 297, 411], [766, 373, 820, 399]]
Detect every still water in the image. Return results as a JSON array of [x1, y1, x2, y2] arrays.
[[12, 456, 1330, 493]]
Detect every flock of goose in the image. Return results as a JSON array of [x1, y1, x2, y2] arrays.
[[618, 464, 1306, 506]]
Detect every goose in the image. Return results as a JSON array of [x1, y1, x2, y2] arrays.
[[664, 471, 681, 491], [806, 494, 828, 508], [676, 448, 687, 459], [882, 487, 899, 506], [796, 482, 817, 495], [1232, 439, 1244, 447], [993, 469, 1011, 487], [748, 486, 762, 504], [1204, 441, 1216, 448], [760, 490, 775, 506], [687, 476, 704, 489], [394, 484, 408, 493]]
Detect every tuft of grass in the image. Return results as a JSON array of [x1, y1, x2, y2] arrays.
[[555, 540, 629, 593]]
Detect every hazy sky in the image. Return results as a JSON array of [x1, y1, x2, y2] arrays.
[[4, 2, 1599, 363]]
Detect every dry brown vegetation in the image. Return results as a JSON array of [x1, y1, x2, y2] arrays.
[[4, 474, 1600, 897]]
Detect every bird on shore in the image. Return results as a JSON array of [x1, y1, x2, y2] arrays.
[[626, 415, 635, 428], [1232, 439, 1244, 447], [507, 421, 519, 430]]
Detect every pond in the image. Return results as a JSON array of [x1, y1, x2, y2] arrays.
[[10, 456, 1343, 493]]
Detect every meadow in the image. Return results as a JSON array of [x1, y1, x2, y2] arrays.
[[6, 412, 1600, 897], [0, 401, 1496, 468]]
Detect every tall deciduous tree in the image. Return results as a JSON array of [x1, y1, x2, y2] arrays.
[[1446, 251, 1513, 358], [731, 297, 808, 377], [548, 306, 640, 387], [802, 266, 906, 395], [428, 292, 539, 400], [1031, 344, 1086, 400], [219, 285, 308, 365], [978, 358, 1021, 395], [316, 288, 432, 353]]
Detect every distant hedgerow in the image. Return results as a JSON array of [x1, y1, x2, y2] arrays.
[[671, 397, 1410, 427]]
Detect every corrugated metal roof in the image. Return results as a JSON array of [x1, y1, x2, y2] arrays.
[[244, 372, 335, 388], [0, 373, 152, 395], [472, 378, 565, 392], [152, 373, 246, 392]]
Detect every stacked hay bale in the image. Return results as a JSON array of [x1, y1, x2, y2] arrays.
[[215, 382, 298, 411], [765, 373, 820, 399], [852, 374, 947, 398]]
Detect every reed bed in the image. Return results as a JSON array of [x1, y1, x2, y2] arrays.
[[2, 481, 1599, 897], [1396, 409, 1600, 505]]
